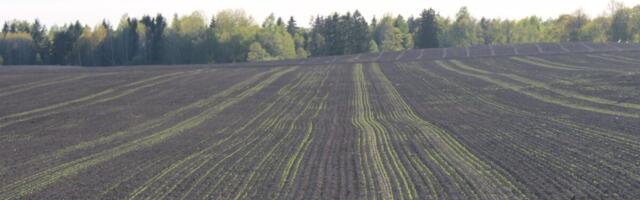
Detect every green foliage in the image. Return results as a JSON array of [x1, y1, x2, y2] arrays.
[[287, 17, 297, 37], [581, 17, 610, 42], [610, 8, 632, 42], [295, 47, 308, 59], [568, 10, 589, 41], [215, 9, 259, 62], [308, 10, 370, 56], [512, 16, 544, 43], [257, 14, 296, 60], [376, 22, 404, 51], [415, 8, 439, 48], [115, 16, 140, 65], [436, 16, 453, 47], [394, 15, 409, 34], [308, 32, 326, 56], [369, 40, 379, 53], [371, 15, 415, 51], [141, 14, 167, 64], [30, 20, 50, 64], [2, 20, 31, 33], [72, 25, 100, 66], [0, 32, 37, 65], [402, 32, 414, 49], [172, 11, 207, 36], [293, 32, 305, 49], [165, 12, 210, 64], [631, 6, 640, 42], [49, 21, 83, 65], [276, 17, 285, 27], [1, 4, 640, 66], [247, 42, 272, 61], [449, 7, 479, 47], [479, 18, 494, 45]]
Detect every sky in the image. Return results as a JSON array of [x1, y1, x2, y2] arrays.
[[1, 0, 638, 27]]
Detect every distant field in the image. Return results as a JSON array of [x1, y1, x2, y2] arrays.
[[1, 42, 640, 199]]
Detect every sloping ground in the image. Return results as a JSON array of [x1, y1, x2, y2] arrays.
[[1, 43, 640, 199], [236, 42, 640, 66]]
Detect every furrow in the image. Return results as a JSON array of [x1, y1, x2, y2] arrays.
[[276, 71, 333, 199], [404, 62, 640, 197], [453, 60, 640, 111], [208, 68, 329, 199], [0, 66, 296, 200], [510, 57, 582, 71], [168, 69, 322, 200], [352, 63, 394, 200], [438, 60, 639, 118], [0, 70, 197, 129], [127, 67, 301, 199], [369, 63, 527, 199], [600, 54, 640, 63], [0, 69, 244, 175], [0, 73, 114, 98], [233, 69, 331, 200], [170, 67, 318, 200], [588, 54, 639, 65]]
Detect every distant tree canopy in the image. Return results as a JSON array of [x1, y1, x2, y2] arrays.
[[373, 15, 412, 52], [308, 10, 370, 56], [1, 2, 640, 66], [255, 14, 296, 61]]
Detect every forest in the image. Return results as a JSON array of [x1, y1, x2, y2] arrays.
[[0, 2, 639, 66]]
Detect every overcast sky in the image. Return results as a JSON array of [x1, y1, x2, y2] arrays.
[[1, 0, 638, 27]]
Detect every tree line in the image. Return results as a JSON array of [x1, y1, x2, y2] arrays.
[[1, 2, 639, 66]]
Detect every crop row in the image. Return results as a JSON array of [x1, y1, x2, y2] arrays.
[[349, 63, 528, 199], [0, 66, 296, 199], [436, 60, 640, 118], [1, 51, 639, 199], [387, 61, 640, 199]]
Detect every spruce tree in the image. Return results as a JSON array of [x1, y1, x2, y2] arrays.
[[415, 8, 439, 48], [276, 17, 285, 27], [287, 16, 297, 37]]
